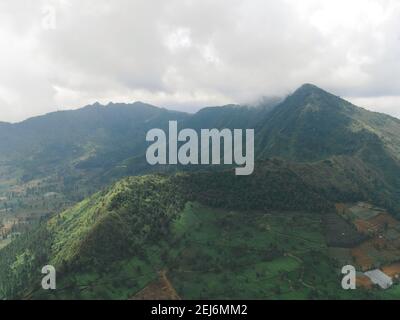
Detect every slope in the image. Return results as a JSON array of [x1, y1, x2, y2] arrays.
[[0, 157, 397, 299]]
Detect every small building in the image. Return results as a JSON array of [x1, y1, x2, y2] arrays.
[[364, 269, 393, 289]]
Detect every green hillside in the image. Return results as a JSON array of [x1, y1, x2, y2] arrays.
[[1, 84, 400, 300], [1, 84, 399, 215], [0, 157, 397, 299], [256, 84, 400, 194]]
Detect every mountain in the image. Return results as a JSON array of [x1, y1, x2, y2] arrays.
[[0, 102, 188, 167], [2, 83, 399, 209], [184, 97, 279, 130], [0, 99, 277, 205], [1, 84, 400, 299], [2, 84, 399, 172], [256, 84, 400, 211], [257, 84, 400, 162], [1, 156, 395, 299], [0, 83, 399, 217], [0, 160, 376, 299], [0, 102, 191, 203]]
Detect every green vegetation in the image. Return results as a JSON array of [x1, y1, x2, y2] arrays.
[[0, 196, 376, 299], [0, 166, 386, 300], [0, 84, 399, 300]]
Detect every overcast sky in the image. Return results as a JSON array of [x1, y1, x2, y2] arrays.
[[0, 0, 400, 122]]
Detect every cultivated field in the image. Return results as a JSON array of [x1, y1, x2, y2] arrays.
[[335, 203, 400, 288]]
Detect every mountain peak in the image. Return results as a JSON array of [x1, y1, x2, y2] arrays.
[[294, 83, 327, 95], [286, 83, 341, 109]]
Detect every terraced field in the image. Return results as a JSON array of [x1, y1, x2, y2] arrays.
[[328, 203, 400, 294], [336, 203, 400, 271]]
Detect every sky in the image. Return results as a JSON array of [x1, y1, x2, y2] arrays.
[[0, 0, 400, 122]]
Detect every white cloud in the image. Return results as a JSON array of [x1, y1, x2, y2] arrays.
[[0, 0, 399, 122], [165, 28, 193, 52], [347, 96, 400, 119]]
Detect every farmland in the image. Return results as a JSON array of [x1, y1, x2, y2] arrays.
[[0, 164, 97, 250], [329, 202, 400, 295], [76, 203, 374, 299], [27, 202, 374, 300], [0, 174, 67, 250], [128, 203, 379, 299], [17, 198, 393, 300], [335, 203, 400, 271], [3, 193, 400, 299]]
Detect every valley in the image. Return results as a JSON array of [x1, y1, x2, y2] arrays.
[[0, 170, 75, 250]]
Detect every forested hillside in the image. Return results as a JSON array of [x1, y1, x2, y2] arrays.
[[1, 84, 400, 299], [1, 156, 398, 299]]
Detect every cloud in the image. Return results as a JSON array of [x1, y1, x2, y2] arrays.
[[347, 96, 400, 119], [0, 0, 399, 122]]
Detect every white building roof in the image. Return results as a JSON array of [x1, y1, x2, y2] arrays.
[[364, 269, 393, 289]]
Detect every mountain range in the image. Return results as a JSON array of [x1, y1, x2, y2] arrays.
[[0, 84, 399, 299]]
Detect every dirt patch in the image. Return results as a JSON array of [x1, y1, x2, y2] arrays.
[[351, 245, 374, 271], [353, 219, 374, 234], [356, 275, 373, 289], [368, 213, 399, 230], [335, 203, 346, 215], [382, 263, 400, 279], [351, 236, 400, 271], [132, 270, 181, 300], [354, 213, 398, 235]]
